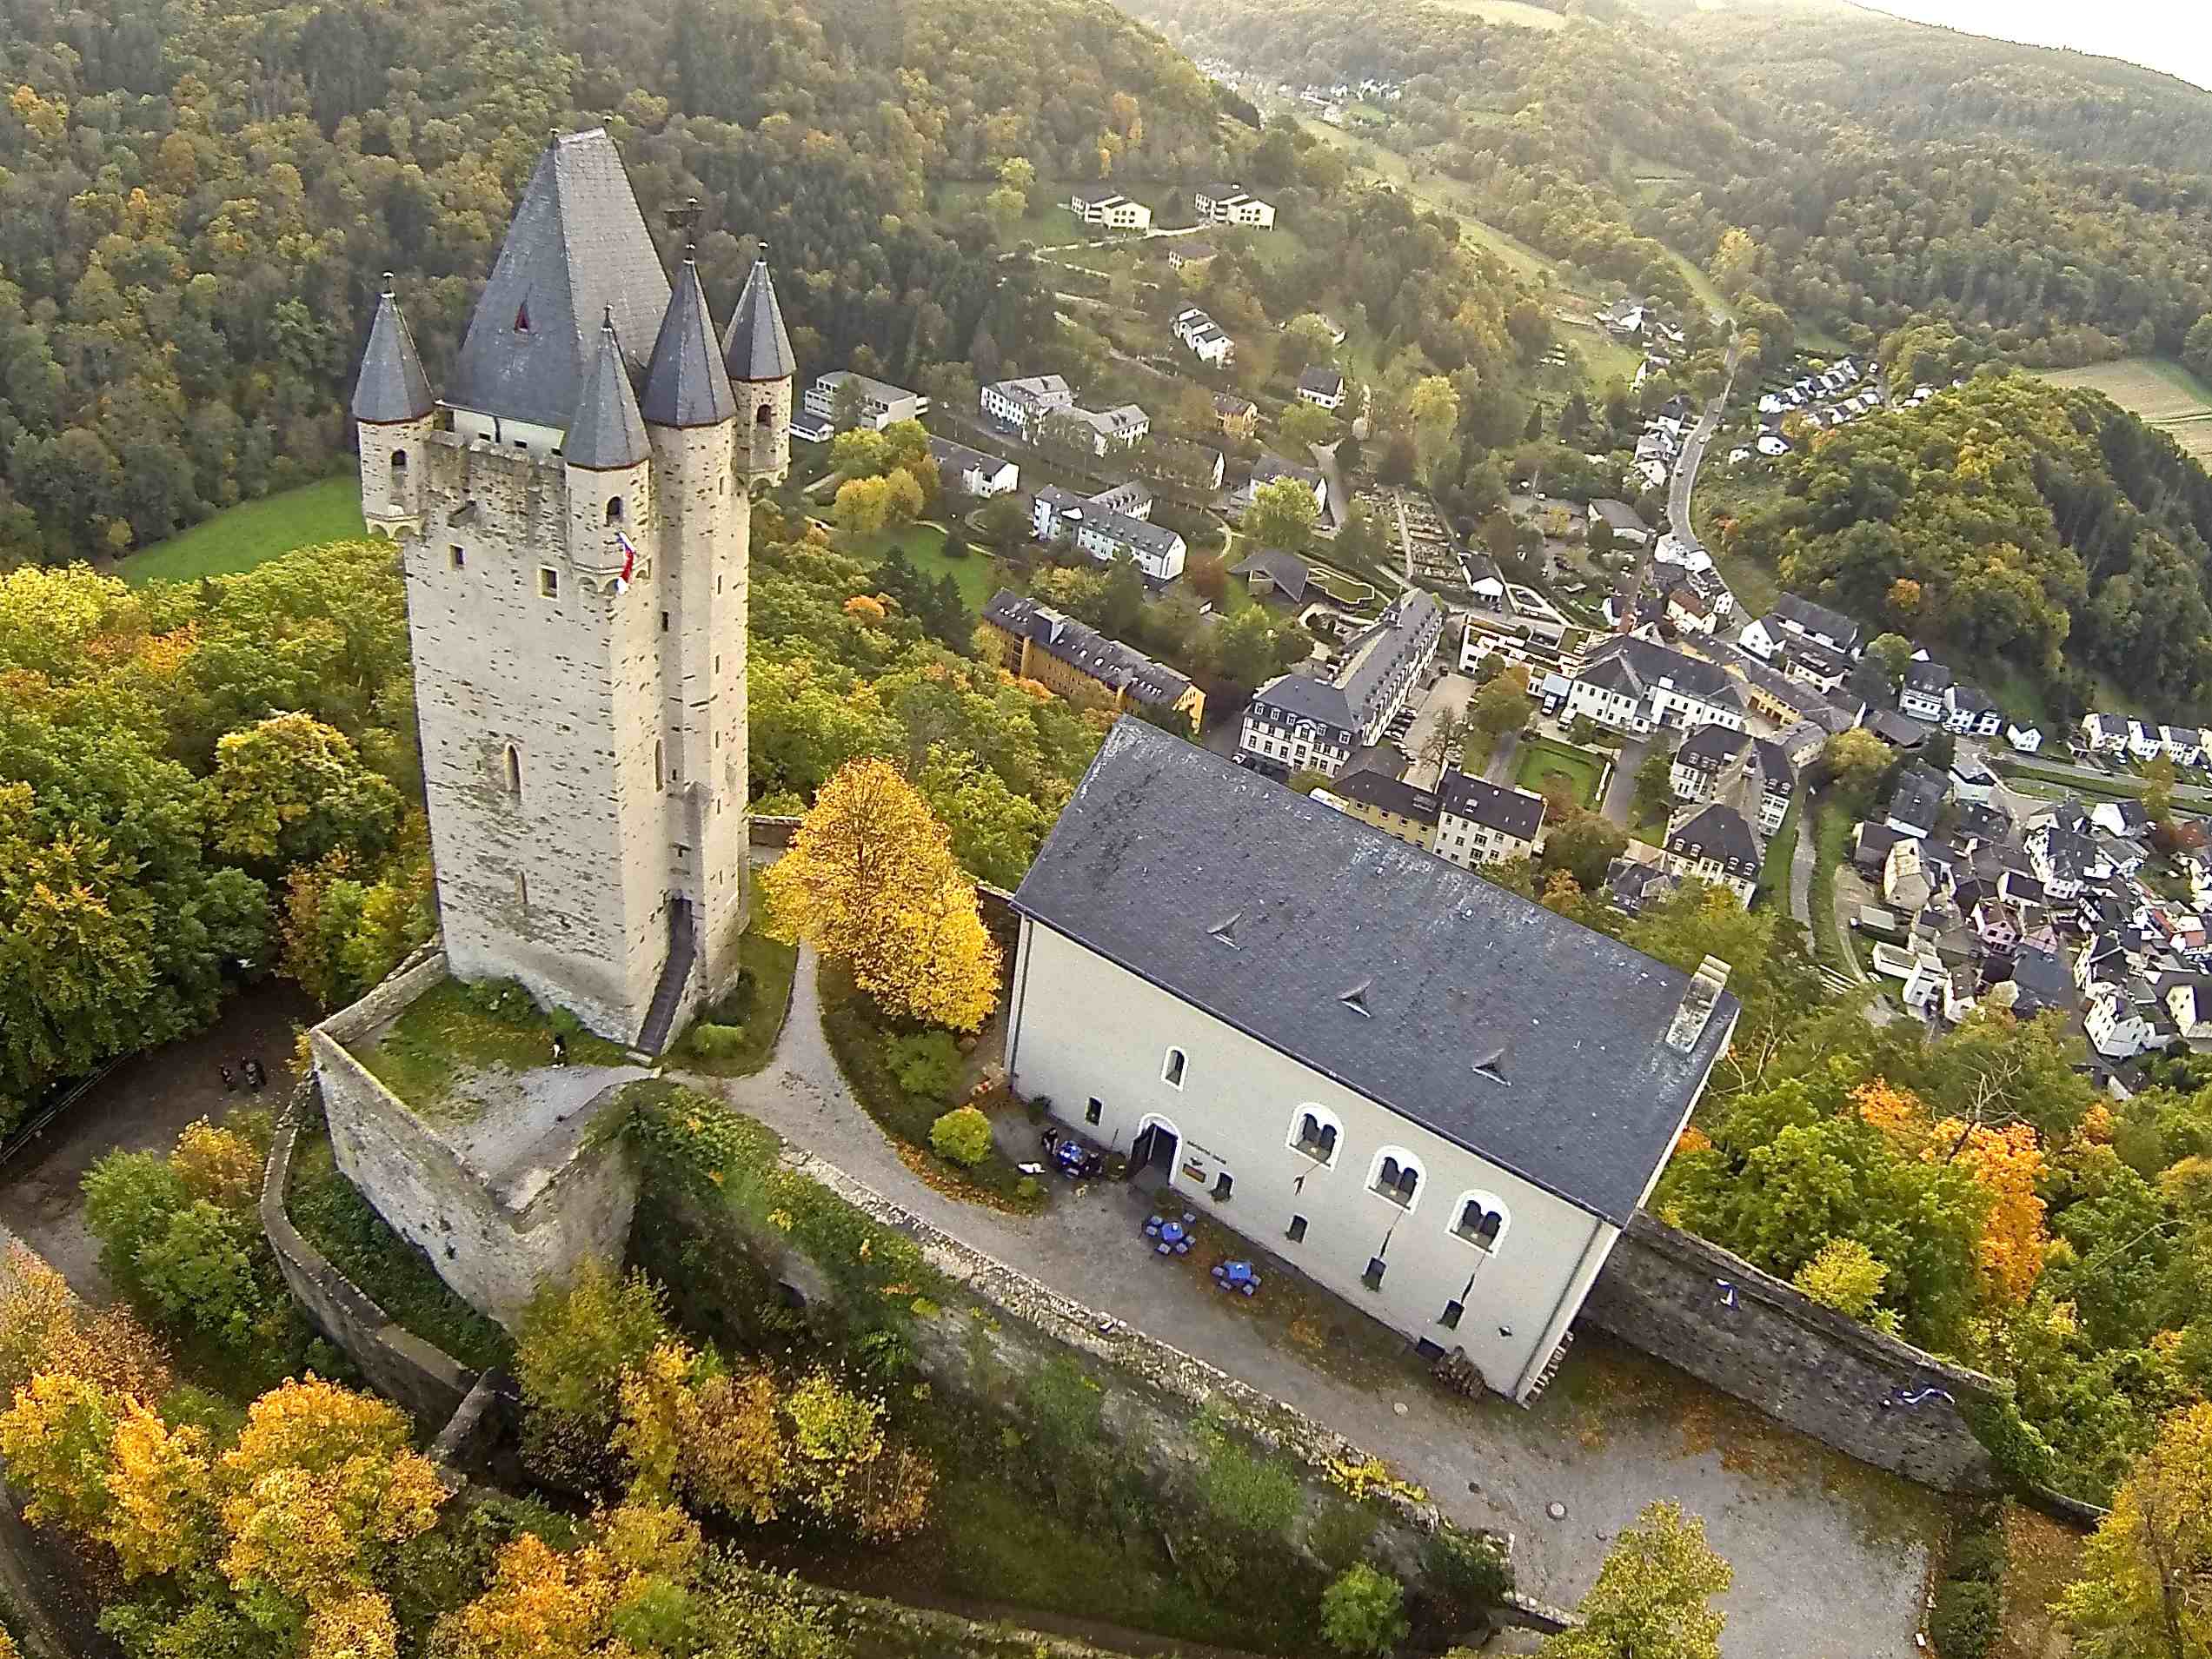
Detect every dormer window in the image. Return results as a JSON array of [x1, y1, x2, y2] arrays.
[[514, 302, 531, 333]]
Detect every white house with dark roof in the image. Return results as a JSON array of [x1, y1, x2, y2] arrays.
[[1068, 189, 1152, 232], [1586, 499, 1651, 548], [1193, 182, 1277, 228], [1669, 726, 1793, 835], [1898, 658, 1953, 723], [927, 436, 1019, 498], [1173, 306, 1235, 367], [980, 374, 1074, 436], [802, 369, 928, 431], [1239, 589, 1442, 777], [2080, 712, 2131, 755], [1006, 720, 1738, 1401], [1032, 484, 1186, 581], [1943, 683, 2003, 737], [1433, 773, 1547, 867], [1239, 455, 1331, 520], [1740, 593, 1862, 660], [1297, 365, 1346, 409], [1558, 635, 1746, 737]]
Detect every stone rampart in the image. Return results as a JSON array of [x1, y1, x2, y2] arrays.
[[1582, 1213, 2001, 1494], [309, 951, 640, 1327]]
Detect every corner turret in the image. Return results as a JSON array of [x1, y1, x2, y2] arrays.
[[722, 250, 795, 487], [352, 275, 435, 539], [565, 311, 653, 586]]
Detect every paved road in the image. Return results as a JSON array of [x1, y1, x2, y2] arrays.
[[1667, 335, 1743, 544], [706, 950, 1943, 1659], [1789, 804, 1815, 926], [1601, 735, 1651, 826], [1484, 727, 1522, 786]]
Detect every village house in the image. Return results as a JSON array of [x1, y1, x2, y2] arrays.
[[2007, 723, 2045, 753], [1885, 764, 1947, 839], [1031, 483, 1187, 581], [1318, 769, 1441, 851], [1167, 239, 1219, 273], [1554, 634, 1747, 737], [1586, 498, 1651, 548], [1668, 726, 1794, 835], [1297, 365, 1347, 410], [1005, 720, 1739, 1401], [1434, 773, 1547, 868], [981, 373, 1074, 437], [927, 436, 1019, 498], [1060, 402, 1152, 456], [2079, 712, 2132, 756], [1068, 189, 1152, 232], [1213, 391, 1259, 440], [802, 368, 930, 431], [1173, 306, 1235, 367], [1239, 590, 1443, 778], [1898, 658, 1954, 723], [1240, 455, 1331, 519], [1943, 683, 2004, 737], [1663, 799, 1761, 905], [980, 592, 1204, 730], [1232, 547, 1313, 606], [1193, 182, 1278, 228], [1739, 592, 1862, 660]]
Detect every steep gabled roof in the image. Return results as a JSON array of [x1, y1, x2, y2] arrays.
[[1012, 720, 1738, 1225], [641, 256, 736, 428], [448, 129, 671, 430], [352, 284, 435, 424], [564, 317, 649, 471], [723, 256, 796, 382]]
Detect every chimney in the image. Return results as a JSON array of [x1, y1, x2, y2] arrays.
[[1666, 955, 1730, 1052]]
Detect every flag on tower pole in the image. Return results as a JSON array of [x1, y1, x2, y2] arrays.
[[614, 529, 638, 594]]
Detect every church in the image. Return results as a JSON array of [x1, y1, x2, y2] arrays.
[[351, 128, 791, 1052], [1006, 720, 1739, 1400]]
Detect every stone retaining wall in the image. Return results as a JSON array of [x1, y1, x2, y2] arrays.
[[1581, 1213, 2001, 1495], [260, 1078, 483, 1426]]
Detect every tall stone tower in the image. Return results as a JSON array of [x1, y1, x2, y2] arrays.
[[724, 251, 795, 488], [350, 128, 781, 1052]]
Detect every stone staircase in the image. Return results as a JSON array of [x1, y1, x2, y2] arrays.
[[635, 898, 695, 1056]]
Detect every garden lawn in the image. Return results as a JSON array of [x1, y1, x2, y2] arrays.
[[850, 521, 999, 614], [123, 477, 366, 584], [1807, 793, 1853, 975], [1754, 790, 1802, 912], [357, 977, 628, 1120], [1512, 735, 1606, 808]]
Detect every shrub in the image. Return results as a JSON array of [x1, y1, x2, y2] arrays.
[[515, 1262, 673, 1424], [1422, 1523, 1511, 1611], [1929, 1579, 1997, 1659], [1320, 1564, 1410, 1656], [1948, 1511, 2007, 1584], [1309, 1503, 1380, 1573], [1200, 1429, 1300, 1536], [888, 1031, 963, 1103], [928, 1106, 993, 1167], [686, 1023, 747, 1061]]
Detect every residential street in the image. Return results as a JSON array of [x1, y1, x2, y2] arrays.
[[1601, 735, 1651, 825], [707, 949, 1944, 1659], [1789, 806, 1815, 926], [1667, 335, 1742, 544]]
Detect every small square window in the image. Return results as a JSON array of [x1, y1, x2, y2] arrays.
[[448, 546, 465, 569], [1085, 1098, 1102, 1125], [538, 567, 559, 599], [1440, 1299, 1464, 1329], [1362, 1257, 1386, 1291], [1286, 1214, 1307, 1243], [1212, 1172, 1233, 1203]]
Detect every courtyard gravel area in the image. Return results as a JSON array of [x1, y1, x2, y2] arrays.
[[701, 947, 1948, 1659]]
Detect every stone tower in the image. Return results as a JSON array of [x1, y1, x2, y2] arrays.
[[723, 251, 794, 488], [350, 128, 772, 1052]]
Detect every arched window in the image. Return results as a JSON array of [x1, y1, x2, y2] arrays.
[[503, 744, 522, 800], [1289, 1106, 1341, 1166], [654, 740, 665, 793], [755, 401, 776, 427], [391, 448, 409, 478], [1368, 1147, 1424, 1211], [1451, 1191, 1510, 1254], [606, 495, 625, 524], [1162, 1048, 1186, 1089]]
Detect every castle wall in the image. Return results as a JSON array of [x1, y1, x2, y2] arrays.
[[311, 952, 641, 1327], [1579, 1212, 2001, 1494]]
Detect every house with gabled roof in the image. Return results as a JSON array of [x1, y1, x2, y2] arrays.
[[1005, 719, 1738, 1401], [1558, 635, 1746, 737]]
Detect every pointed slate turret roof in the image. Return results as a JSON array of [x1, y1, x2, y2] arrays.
[[722, 255, 795, 382], [447, 129, 672, 430], [352, 281, 435, 424], [641, 256, 736, 428], [565, 315, 649, 471]]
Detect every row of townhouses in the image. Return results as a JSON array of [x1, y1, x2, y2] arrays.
[[980, 590, 1205, 730]]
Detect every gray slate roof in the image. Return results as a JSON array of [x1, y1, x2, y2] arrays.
[[448, 129, 671, 430], [1332, 767, 1438, 823], [640, 258, 736, 428], [1231, 547, 1312, 603], [1580, 635, 1742, 707], [1773, 591, 1860, 647], [564, 321, 649, 471], [1013, 720, 1738, 1224], [1249, 671, 1355, 736], [983, 592, 1192, 707], [352, 289, 435, 423], [1668, 803, 1759, 870], [1438, 773, 1545, 839], [724, 257, 796, 382]]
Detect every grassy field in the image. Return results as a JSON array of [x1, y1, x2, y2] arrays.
[[1513, 734, 1607, 807], [1420, 0, 1568, 24], [849, 521, 1000, 614], [2042, 356, 2212, 465], [123, 477, 365, 585], [1753, 790, 1802, 915]]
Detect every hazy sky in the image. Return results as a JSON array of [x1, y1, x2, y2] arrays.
[[1855, 0, 2212, 90]]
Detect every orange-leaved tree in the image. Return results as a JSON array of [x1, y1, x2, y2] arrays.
[[762, 757, 1000, 1031]]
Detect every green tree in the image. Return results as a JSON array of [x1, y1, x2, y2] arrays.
[[1819, 727, 1893, 817], [1279, 401, 1338, 451], [1633, 745, 1674, 826], [204, 713, 402, 870], [1408, 375, 1461, 488], [1245, 475, 1320, 553], [2061, 1399, 2212, 1659], [2185, 315, 2212, 386], [1539, 808, 1628, 892], [1319, 1564, 1409, 1656], [1539, 1501, 1732, 1659], [1865, 632, 1913, 691]]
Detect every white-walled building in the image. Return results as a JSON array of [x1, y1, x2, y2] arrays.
[[1006, 721, 1738, 1401], [1239, 589, 1442, 778], [1032, 484, 1187, 582], [927, 436, 1019, 498], [1069, 190, 1152, 232], [1556, 635, 1746, 737], [1194, 182, 1278, 229], [801, 369, 929, 431], [981, 374, 1075, 437], [1173, 306, 1236, 367]]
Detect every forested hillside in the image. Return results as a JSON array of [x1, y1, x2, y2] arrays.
[[1711, 376, 2212, 720], [0, 0, 1229, 562], [1128, 0, 2212, 366]]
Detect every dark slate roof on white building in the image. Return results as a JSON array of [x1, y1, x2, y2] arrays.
[[1251, 670, 1354, 733], [722, 255, 796, 382], [1773, 590, 1860, 647], [1333, 767, 1438, 823], [1888, 764, 1945, 832], [1012, 720, 1739, 1224], [1252, 454, 1325, 493], [1335, 589, 1441, 728], [1438, 773, 1545, 839], [1590, 499, 1650, 536], [448, 129, 672, 430], [352, 288, 435, 423], [1667, 802, 1759, 868], [1904, 657, 1955, 694], [1580, 634, 1743, 707], [640, 257, 736, 428], [1231, 547, 1312, 601], [1298, 364, 1345, 396]]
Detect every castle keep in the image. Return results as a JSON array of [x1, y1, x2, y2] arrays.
[[352, 128, 794, 1050]]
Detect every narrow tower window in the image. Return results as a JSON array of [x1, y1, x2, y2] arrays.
[[390, 448, 409, 479], [755, 402, 774, 427], [538, 567, 559, 599], [654, 740, 666, 793], [606, 496, 624, 524], [503, 744, 521, 800], [1162, 1048, 1186, 1088]]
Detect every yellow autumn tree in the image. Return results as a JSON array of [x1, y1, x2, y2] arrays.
[[0, 1244, 171, 1400], [429, 1503, 701, 1659], [1853, 1078, 1930, 1144], [0, 1372, 125, 1536], [2062, 1400, 2212, 1656], [101, 1401, 219, 1579], [763, 757, 1001, 1030], [171, 1117, 261, 1210], [1936, 1118, 2049, 1306]]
